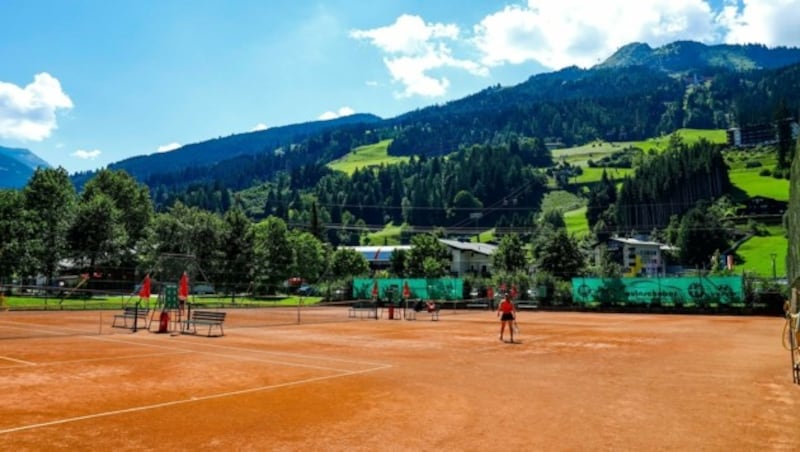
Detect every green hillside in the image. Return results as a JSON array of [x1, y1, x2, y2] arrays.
[[327, 139, 409, 175], [724, 149, 788, 201], [735, 226, 787, 278], [564, 207, 590, 237], [631, 128, 727, 153]]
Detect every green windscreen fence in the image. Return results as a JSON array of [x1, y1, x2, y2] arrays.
[[352, 278, 463, 301], [571, 276, 744, 305]]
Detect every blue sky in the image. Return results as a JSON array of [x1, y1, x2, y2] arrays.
[[1, 0, 799, 173]]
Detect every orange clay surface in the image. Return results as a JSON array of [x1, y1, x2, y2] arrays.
[[0, 308, 798, 451]]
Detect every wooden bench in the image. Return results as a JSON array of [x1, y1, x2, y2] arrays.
[[112, 307, 150, 329], [348, 302, 377, 319], [184, 310, 226, 337]]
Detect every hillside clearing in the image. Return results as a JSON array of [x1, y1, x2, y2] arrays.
[[327, 139, 409, 175], [735, 226, 787, 277]]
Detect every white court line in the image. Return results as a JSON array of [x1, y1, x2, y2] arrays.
[[86, 335, 368, 373], [0, 363, 390, 435], [0, 319, 102, 337], [181, 336, 393, 367], [0, 351, 193, 370], [0, 355, 35, 365]]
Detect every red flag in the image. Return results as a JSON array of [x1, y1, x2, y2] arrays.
[[402, 281, 411, 299], [179, 272, 189, 300], [138, 274, 151, 299], [371, 280, 379, 298]]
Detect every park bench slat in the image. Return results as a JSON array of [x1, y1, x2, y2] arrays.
[[184, 310, 226, 337]]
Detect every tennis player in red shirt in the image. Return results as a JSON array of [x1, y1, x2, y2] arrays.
[[497, 293, 516, 343]]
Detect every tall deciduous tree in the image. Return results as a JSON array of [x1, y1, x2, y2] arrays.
[[677, 201, 729, 268], [68, 192, 126, 271], [80, 169, 153, 250], [0, 190, 28, 283], [532, 227, 585, 279], [221, 206, 254, 294], [23, 168, 77, 283], [330, 247, 369, 280], [405, 234, 450, 277], [491, 233, 529, 274], [288, 230, 328, 283], [252, 216, 292, 293]]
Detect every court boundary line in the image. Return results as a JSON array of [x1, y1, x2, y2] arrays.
[[0, 350, 193, 370], [86, 335, 378, 373], [0, 363, 390, 435], [0, 355, 35, 365]]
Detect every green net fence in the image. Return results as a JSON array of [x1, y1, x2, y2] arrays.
[[571, 275, 745, 305], [352, 278, 463, 301]]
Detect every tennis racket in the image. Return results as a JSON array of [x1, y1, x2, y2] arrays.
[[513, 321, 520, 335]]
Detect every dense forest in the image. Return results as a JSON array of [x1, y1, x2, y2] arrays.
[[68, 42, 800, 205]]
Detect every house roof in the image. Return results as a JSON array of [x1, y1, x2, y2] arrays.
[[348, 245, 412, 262], [610, 237, 663, 247], [347, 239, 498, 262], [438, 239, 497, 256]]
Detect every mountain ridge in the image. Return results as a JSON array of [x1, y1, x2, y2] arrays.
[[597, 40, 800, 72], [0, 146, 51, 189], [67, 40, 800, 194]]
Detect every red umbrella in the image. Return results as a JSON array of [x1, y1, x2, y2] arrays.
[[371, 280, 379, 299], [402, 281, 411, 299], [138, 274, 151, 299], [179, 272, 189, 300]]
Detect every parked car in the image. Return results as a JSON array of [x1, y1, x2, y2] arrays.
[[191, 284, 215, 295], [297, 285, 316, 296]]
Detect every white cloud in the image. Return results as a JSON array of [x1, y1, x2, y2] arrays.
[[354, 1, 800, 97], [0, 72, 73, 141], [718, 0, 800, 47], [319, 106, 356, 120], [157, 142, 181, 153], [251, 123, 269, 132], [474, 0, 718, 69], [350, 14, 459, 54], [351, 15, 488, 98], [71, 149, 101, 160]]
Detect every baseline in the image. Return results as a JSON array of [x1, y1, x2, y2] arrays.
[[0, 364, 389, 436]]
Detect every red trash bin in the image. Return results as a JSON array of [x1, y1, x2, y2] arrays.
[[158, 311, 170, 333]]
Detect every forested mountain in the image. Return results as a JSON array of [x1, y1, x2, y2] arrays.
[[64, 41, 800, 229], [386, 60, 800, 156], [597, 41, 800, 72], [70, 113, 382, 189], [0, 146, 51, 189], [67, 41, 800, 195]]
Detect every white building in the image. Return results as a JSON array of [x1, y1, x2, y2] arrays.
[[348, 239, 498, 277], [596, 236, 676, 277]]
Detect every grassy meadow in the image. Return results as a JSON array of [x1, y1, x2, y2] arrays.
[[363, 223, 405, 246], [327, 139, 409, 175], [735, 226, 788, 278], [331, 129, 786, 278], [631, 128, 727, 153]]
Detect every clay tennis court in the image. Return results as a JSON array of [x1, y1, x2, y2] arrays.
[[0, 308, 797, 450]]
